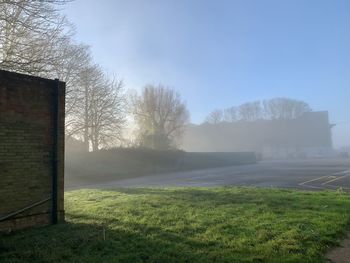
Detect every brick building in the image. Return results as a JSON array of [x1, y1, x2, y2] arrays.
[[0, 70, 65, 231]]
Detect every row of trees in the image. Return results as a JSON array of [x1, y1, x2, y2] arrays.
[[0, 1, 120, 151], [0, 1, 189, 151], [0, 2, 313, 151], [205, 98, 312, 124]]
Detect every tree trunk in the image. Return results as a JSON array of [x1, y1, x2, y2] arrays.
[[83, 84, 89, 152]]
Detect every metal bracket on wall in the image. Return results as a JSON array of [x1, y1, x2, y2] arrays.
[[0, 197, 51, 222]]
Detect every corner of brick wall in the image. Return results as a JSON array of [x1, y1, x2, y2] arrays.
[[0, 70, 65, 231]]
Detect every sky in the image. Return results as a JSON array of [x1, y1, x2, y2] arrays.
[[63, 0, 350, 148]]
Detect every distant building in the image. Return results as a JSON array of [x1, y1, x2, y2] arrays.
[[182, 111, 334, 159], [339, 146, 350, 156]]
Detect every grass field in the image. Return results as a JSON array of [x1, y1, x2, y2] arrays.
[[1, 187, 350, 262]]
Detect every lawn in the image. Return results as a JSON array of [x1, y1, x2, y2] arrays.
[[1, 187, 350, 262]]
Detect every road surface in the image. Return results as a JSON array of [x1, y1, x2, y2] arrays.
[[67, 158, 350, 191]]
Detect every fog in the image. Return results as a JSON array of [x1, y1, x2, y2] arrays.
[[333, 123, 350, 149], [2, 1, 350, 261], [65, 104, 350, 190], [9, 0, 345, 190]]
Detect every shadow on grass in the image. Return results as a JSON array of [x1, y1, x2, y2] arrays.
[[95, 187, 349, 211], [0, 219, 215, 263], [3, 188, 349, 262]]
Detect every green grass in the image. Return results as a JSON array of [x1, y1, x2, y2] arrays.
[[1, 187, 350, 262]]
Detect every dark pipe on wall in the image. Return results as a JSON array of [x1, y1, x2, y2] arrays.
[[51, 79, 60, 224]]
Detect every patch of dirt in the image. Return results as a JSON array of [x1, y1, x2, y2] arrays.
[[326, 234, 350, 263]]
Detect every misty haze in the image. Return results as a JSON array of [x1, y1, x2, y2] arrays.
[[1, 1, 350, 263]]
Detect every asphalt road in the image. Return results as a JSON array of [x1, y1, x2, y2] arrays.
[[69, 158, 350, 191]]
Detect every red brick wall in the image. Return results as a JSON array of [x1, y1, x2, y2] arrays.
[[0, 70, 65, 231]]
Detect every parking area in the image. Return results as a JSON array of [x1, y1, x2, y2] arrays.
[[298, 169, 350, 190], [70, 158, 350, 191]]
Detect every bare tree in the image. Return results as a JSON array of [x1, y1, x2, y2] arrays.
[[209, 98, 311, 124], [205, 109, 223, 124], [223, 106, 238, 123], [130, 84, 189, 150], [238, 101, 262, 121], [64, 65, 100, 145], [88, 76, 125, 151], [263, 97, 312, 120], [0, 0, 95, 136], [67, 65, 126, 151], [0, 1, 126, 151], [50, 41, 92, 133], [0, 0, 72, 76]]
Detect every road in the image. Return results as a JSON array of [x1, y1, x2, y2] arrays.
[[68, 158, 350, 191]]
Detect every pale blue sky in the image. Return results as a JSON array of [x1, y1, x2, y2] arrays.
[[63, 0, 350, 147]]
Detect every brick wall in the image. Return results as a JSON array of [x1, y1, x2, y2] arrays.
[[0, 70, 65, 231]]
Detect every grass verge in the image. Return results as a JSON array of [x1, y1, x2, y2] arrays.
[[1, 187, 350, 262]]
